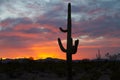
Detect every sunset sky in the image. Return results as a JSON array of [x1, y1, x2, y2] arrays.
[[0, 0, 120, 60]]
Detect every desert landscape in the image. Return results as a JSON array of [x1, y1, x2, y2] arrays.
[[0, 0, 120, 80], [0, 58, 120, 80]]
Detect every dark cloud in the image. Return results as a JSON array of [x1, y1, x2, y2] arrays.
[[36, 16, 66, 28], [0, 36, 30, 48], [21, 27, 51, 34], [72, 14, 120, 38], [0, 0, 10, 5], [1, 18, 33, 26]]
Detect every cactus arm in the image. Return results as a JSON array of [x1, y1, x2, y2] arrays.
[[58, 38, 67, 52], [71, 39, 79, 54], [59, 27, 68, 32], [75, 39, 79, 47]]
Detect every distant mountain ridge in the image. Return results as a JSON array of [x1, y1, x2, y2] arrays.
[[0, 57, 120, 64]]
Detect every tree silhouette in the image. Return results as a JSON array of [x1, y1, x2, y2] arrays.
[[58, 3, 79, 80]]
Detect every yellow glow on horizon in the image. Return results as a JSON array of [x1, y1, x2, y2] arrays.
[[36, 53, 57, 59], [30, 44, 61, 59], [1, 58, 6, 60]]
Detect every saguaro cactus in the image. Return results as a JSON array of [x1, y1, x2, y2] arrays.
[[58, 3, 79, 80]]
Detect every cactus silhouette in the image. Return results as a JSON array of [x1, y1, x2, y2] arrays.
[[96, 49, 101, 60], [58, 3, 79, 80]]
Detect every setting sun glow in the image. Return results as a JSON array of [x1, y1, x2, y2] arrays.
[[30, 43, 64, 59]]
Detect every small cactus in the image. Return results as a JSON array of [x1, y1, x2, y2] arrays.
[[58, 3, 79, 80], [96, 49, 101, 60]]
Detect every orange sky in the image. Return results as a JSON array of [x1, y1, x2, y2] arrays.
[[0, 40, 120, 60]]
